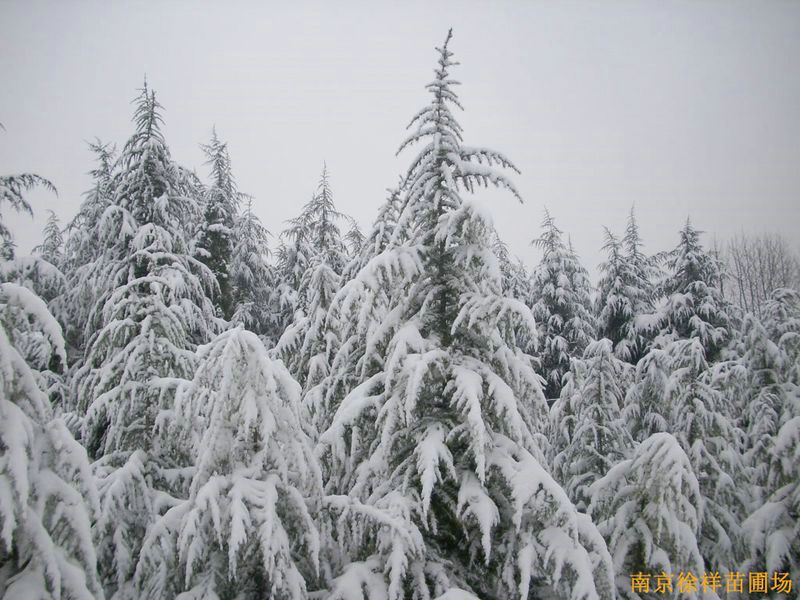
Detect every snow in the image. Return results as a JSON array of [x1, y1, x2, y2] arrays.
[[1, 26, 795, 600]]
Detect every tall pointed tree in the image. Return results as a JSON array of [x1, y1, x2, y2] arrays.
[[56, 141, 117, 355], [550, 339, 634, 511], [317, 30, 613, 599], [596, 225, 652, 364], [646, 219, 730, 362], [530, 209, 596, 399], [275, 166, 348, 425], [32, 210, 64, 267], [70, 83, 218, 597], [195, 129, 241, 320], [229, 197, 276, 341]]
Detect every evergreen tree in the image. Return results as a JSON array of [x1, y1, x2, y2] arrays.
[[589, 433, 706, 599], [32, 210, 64, 267], [134, 327, 322, 599], [742, 415, 799, 585], [664, 339, 746, 574], [341, 181, 404, 282], [0, 254, 66, 306], [739, 289, 800, 581], [551, 339, 633, 511], [0, 173, 56, 254], [622, 346, 673, 443], [275, 166, 349, 430], [0, 282, 103, 599], [646, 220, 729, 362], [55, 140, 117, 355], [596, 226, 652, 364], [229, 197, 275, 341], [530, 209, 596, 399], [344, 215, 366, 262], [70, 83, 218, 597], [492, 235, 536, 354], [63, 140, 116, 272], [317, 30, 613, 599], [621, 208, 657, 308], [195, 129, 241, 320]]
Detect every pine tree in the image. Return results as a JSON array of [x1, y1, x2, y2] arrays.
[[341, 181, 404, 282], [739, 289, 800, 581], [32, 210, 64, 267], [622, 346, 673, 443], [317, 185, 409, 459], [275, 166, 349, 435], [317, 30, 613, 599], [195, 129, 241, 320], [134, 327, 322, 599], [0, 282, 103, 599], [230, 197, 275, 341], [54, 140, 117, 355], [276, 166, 348, 323], [0, 254, 66, 307], [70, 83, 218, 597], [621, 208, 657, 309], [550, 339, 633, 511], [589, 432, 705, 599], [344, 215, 365, 263], [63, 140, 116, 272], [530, 209, 596, 399], [646, 219, 729, 362], [741, 415, 799, 585], [664, 339, 746, 574], [596, 225, 652, 364], [0, 172, 56, 253]]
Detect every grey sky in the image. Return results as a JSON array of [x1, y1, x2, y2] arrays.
[[2, 0, 799, 279]]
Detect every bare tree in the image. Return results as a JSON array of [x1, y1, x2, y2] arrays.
[[722, 232, 800, 316]]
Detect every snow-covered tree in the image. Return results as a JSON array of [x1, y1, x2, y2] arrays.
[[551, 339, 633, 511], [0, 255, 66, 306], [738, 313, 787, 499], [622, 208, 658, 306], [530, 209, 596, 399], [134, 327, 322, 599], [69, 83, 218, 597], [32, 210, 64, 267], [760, 287, 800, 386], [664, 339, 746, 574], [738, 289, 800, 581], [741, 415, 800, 585], [54, 141, 117, 354], [276, 166, 348, 318], [317, 30, 613, 599], [344, 215, 366, 263], [645, 220, 730, 362], [0, 282, 102, 599], [622, 346, 673, 444], [195, 129, 241, 320], [229, 197, 276, 341], [341, 181, 405, 282], [0, 171, 56, 255], [63, 141, 116, 271], [596, 225, 652, 364], [589, 432, 706, 599], [275, 166, 349, 435]]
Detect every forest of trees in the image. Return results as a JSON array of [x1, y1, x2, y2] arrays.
[[1, 30, 798, 600]]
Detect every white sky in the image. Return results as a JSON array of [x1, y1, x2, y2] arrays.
[[2, 0, 799, 279]]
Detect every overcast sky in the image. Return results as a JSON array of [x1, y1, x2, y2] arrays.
[[2, 0, 799, 279]]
